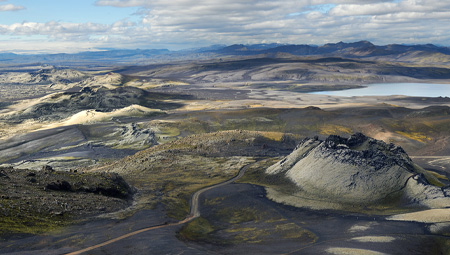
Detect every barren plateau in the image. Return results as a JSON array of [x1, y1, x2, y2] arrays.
[[0, 43, 450, 254]]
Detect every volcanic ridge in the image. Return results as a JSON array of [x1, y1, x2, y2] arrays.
[[267, 133, 450, 209]]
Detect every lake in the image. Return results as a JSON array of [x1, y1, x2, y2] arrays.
[[311, 83, 450, 97]]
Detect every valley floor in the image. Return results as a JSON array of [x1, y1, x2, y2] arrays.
[[1, 182, 448, 255], [0, 61, 449, 254]]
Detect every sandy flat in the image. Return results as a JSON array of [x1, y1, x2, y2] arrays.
[[166, 89, 450, 114], [387, 209, 450, 223], [351, 236, 396, 243], [326, 247, 388, 255], [348, 223, 378, 233]]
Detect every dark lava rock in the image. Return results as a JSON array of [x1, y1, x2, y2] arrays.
[[45, 180, 72, 191], [0, 170, 9, 179], [77, 173, 135, 199], [42, 165, 54, 172], [0, 166, 135, 229], [26, 172, 36, 177], [304, 106, 322, 111]]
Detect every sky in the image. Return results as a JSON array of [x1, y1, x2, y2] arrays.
[[0, 0, 449, 53]]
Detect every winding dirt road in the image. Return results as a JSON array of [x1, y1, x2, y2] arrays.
[[189, 162, 251, 218], [65, 163, 253, 255]]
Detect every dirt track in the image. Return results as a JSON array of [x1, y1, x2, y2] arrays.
[[65, 163, 253, 255]]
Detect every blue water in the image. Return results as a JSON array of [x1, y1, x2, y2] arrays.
[[311, 83, 450, 97]]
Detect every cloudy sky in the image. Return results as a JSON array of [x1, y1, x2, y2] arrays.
[[0, 0, 449, 53]]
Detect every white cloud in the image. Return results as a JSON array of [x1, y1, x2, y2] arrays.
[[0, 39, 100, 54], [1, 22, 109, 37], [95, 0, 150, 7], [329, 3, 398, 16], [2, 0, 450, 52], [329, 0, 450, 16], [0, 4, 25, 12]]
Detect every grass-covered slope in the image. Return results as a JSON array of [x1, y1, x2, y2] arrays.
[[87, 130, 297, 219]]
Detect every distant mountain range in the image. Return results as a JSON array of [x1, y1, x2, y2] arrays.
[[1, 41, 450, 67], [216, 41, 450, 56], [212, 41, 450, 64]]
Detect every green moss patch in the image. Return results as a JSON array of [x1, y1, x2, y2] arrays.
[[178, 217, 216, 242]]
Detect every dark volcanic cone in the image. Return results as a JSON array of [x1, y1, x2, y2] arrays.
[[267, 133, 449, 208]]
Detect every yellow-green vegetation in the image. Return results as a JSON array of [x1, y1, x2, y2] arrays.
[[101, 152, 254, 219], [427, 170, 449, 181], [396, 131, 431, 143], [87, 130, 296, 222], [178, 217, 215, 241], [320, 124, 353, 136], [223, 117, 286, 133], [139, 120, 181, 143], [216, 207, 260, 224], [173, 117, 214, 134], [381, 117, 450, 145], [225, 227, 257, 233], [182, 204, 317, 245], [276, 223, 316, 240], [405, 52, 450, 65], [217, 208, 317, 244], [115, 130, 294, 158], [157, 126, 181, 143], [259, 131, 285, 141], [154, 110, 289, 136], [412, 164, 445, 187], [150, 155, 252, 219], [0, 212, 67, 236], [224, 227, 267, 244], [204, 196, 226, 206], [226, 224, 313, 244], [152, 156, 244, 219], [132, 106, 449, 155]]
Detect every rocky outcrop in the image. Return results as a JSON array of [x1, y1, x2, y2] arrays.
[[266, 133, 450, 208], [0, 68, 87, 86], [0, 166, 135, 229], [1, 86, 181, 122], [110, 123, 157, 148], [76, 72, 123, 88]]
